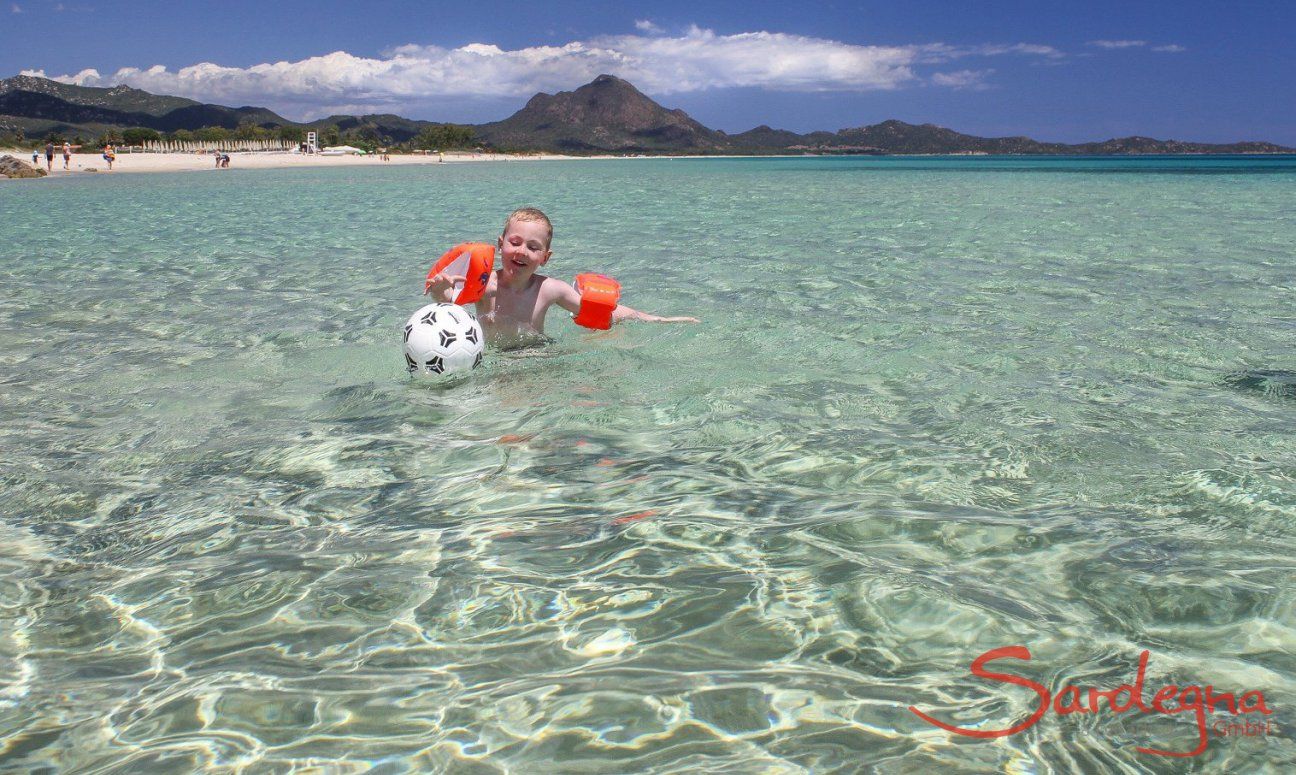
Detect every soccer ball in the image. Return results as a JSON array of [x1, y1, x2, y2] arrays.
[[403, 303, 484, 376]]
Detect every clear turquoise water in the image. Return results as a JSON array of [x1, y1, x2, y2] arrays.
[[2, 155, 1295, 772]]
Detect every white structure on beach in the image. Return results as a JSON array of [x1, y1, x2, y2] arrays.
[[136, 139, 295, 153]]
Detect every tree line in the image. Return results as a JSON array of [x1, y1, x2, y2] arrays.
[[3, 120, 482, 153]]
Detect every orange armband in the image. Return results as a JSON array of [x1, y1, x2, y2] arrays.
[[572, 273, 621, 330], [423, 242, 495, 304]]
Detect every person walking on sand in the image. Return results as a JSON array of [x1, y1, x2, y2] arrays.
[[62, 142, 71, 170], [44, 142, 54, 172], [103, 144, 116, 171], [31, 148, 39, 166]]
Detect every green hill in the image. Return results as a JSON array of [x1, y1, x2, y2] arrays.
[[0, 74, 201, 115], [474, 75, 728, 153]]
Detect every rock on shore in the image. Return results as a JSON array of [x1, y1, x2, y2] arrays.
[[0, 154, 47, 178]]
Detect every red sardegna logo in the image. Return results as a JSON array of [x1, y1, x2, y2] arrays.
[[909, 646, 1275, 758]]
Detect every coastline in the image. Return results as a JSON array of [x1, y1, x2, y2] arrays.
[[4, 149, 1293, 179], [0, 149, 613, 176]]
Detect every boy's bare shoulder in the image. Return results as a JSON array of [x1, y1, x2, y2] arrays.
[[535, 273, 568, 295]]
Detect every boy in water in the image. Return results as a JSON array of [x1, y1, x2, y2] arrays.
[[426, 207, 698, 348]]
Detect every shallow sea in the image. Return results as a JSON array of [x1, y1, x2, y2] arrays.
[[2, 155, 1295, 773]]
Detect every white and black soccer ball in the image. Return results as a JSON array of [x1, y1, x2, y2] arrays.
[[402, 303, 484, 376]]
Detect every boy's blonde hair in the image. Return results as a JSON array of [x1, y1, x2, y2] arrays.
[[503, 207, 553, 248]]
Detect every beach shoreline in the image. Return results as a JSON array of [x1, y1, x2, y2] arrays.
[[0, 149, 617, 176], [10, 149, 1288, 179]]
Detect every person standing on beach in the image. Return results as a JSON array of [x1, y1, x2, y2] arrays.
[[31, 148, 39, 166], [62, 142, 71, 170], [44, 142, 54, 172], [103, 144, 115, 171]]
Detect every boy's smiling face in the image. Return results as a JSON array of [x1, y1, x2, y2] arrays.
[[498, 218, 552, 283]]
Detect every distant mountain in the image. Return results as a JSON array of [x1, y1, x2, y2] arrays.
[[736, 119, 1293, 155], [831, 120, 1068, 154], [303, 113, 447, 143], [0, 74, 290, 135], [0, 90, 159, 128], [150, 104, 287, 132], [1065, 136, 1291, 154], [2, 72, 1292, 155], [475, 74, 729, 152], [0, 90, 288, 134], [0, 73, 200, 115], [728, 125, 846, 150], [0, 75, 458, 143]]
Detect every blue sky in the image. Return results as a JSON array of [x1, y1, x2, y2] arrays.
[[4, 0, 1293, 144]]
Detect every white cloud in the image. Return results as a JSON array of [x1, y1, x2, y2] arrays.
[[379, 28, 926, 95], [930, 43, 1063, 60], [1088, 40, 1147, 49], [34, 27, 1065, 119], [1086, 39, 1185, 53], [931, 69, 993, 89], [634, 19, 663, 34], [11, 3, 22, 12], [911, 42, 1064, 70]]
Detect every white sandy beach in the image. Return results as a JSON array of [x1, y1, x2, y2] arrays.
[[1, 149, 602, 176]]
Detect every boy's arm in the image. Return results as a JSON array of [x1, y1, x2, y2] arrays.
[[611, 305, 700, 324], [550, 280, 584, 316], [549, 279, 699, 324]]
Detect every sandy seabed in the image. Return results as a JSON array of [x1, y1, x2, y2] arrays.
[[2, 149, 607, 176]]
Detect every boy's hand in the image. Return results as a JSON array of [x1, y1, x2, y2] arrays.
[[424, 272, 466, 300]]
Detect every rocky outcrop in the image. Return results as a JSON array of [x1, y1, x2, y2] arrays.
[[475, 74, 729, 152], [0, 154, 46, 178]]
